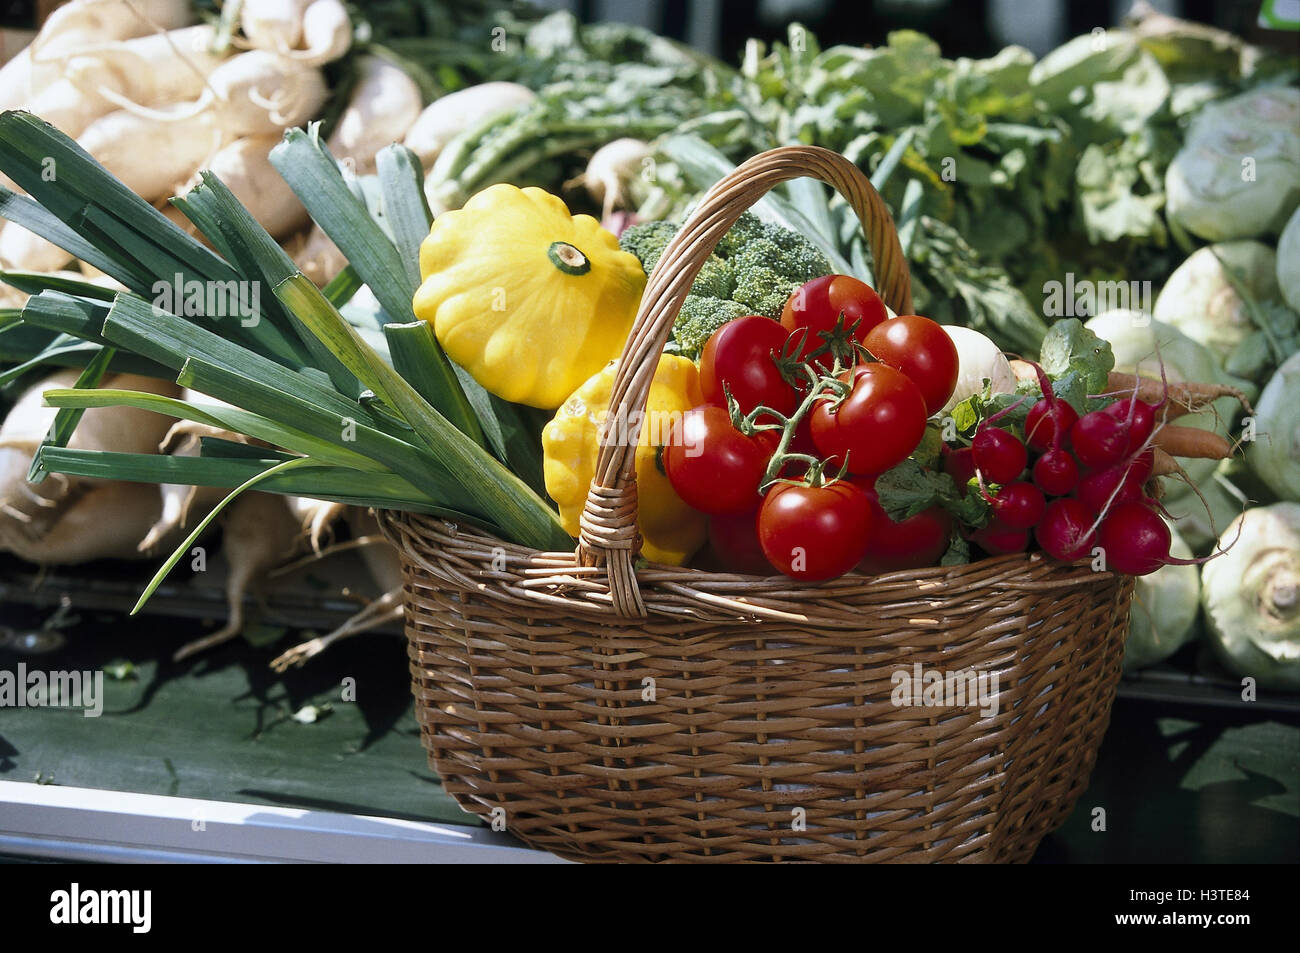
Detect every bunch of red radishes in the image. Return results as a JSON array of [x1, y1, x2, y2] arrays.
[[949, 363, 1178, 576]]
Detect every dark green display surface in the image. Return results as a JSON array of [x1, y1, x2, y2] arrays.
[[2, 603, 1297, 862]]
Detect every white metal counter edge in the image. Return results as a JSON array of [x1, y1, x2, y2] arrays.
[[0, 780, 569, 863]]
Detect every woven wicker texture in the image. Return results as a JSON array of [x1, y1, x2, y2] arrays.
[[384, 145, 1134, 862]]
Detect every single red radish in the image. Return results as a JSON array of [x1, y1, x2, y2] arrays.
[[1076, 464, 1144, 515], [1033, 448, 1079, 496], [972, 426, 1027, 484], [971, 520, 1029, 555], [1036, 497, 1096, 561], [1071, 410, 1128, 468], [1024, 396, 1078, 452], [983, 481, 1045, 530], [1098, 501, 1171, 576]]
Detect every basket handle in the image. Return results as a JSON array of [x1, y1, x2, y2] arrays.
[[575, 145, 914, 617]]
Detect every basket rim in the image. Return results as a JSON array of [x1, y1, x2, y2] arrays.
[[378, 508, 1122, 629]]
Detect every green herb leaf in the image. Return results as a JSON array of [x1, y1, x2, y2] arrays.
[[1038, 318, 1115, 396]]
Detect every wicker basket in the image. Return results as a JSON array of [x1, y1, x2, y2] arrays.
[[380, 145, 1135, 863]]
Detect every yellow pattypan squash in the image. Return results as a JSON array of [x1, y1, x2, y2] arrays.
[[542, 355, 707, 566], [413, 184, 646, 409]]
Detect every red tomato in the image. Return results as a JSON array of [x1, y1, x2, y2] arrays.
[[664, 405, 777, 515], [708, 511, 774, 575], [854, 480, 952, 574], [862, 315, 959, 417], [700, 316, 798, 418], [780, 274, 887, 369], [757, 480, 873, 581], [809, 364, 928, 476]]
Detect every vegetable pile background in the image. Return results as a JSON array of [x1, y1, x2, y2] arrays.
[[0, 1, 1297, 696]]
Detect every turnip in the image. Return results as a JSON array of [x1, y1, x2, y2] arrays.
[[173, 490, 305, 661], [1202, 503, 1300, 690], [241, 0, 312, 54], [118, 50, 328, 139], [1152, 242, 1279, 370], [0, 48, 42, 116], [327, 56, 422, 174], [181, 134, 309, 240], [284, 0, 352, 67], [24, 74, 114, 139], [1166, 86, 1300, 241], [288, 224, 346, 286], [568, 137, 653, 221], [62, 25, 228, 114], [76, 108, 220, 204], [28, 0, 194, 61], [286, 495, 346, 553], [138, 430, 224, 554], [403, 82, 535, 168], [1, 0, 192, 115], [0, 221, 74, 272], [139, 391, 251, 552], [0, 369, 180, 537], [0, 479, 171, 564], [939, 324, 1016, 413], [269, 508, 403, 671]]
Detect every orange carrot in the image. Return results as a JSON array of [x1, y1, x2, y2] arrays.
[[1104, 372, 1253, 416], [1153, 425, 1233, 460], [1150, 447, 1180, 476]]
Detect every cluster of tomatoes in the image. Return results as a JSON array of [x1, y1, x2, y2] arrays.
[[662, 274, 960, 581], [947, 367, 1174, 576]]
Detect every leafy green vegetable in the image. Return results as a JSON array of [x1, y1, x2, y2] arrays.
[[0, 111, 573, 566], [1038, 318, 1115, 395], [874, 457, 988, 527]]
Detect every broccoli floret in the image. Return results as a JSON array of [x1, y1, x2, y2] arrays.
[[691, 255, 735, 300], [619, 221, 678, 274], [671, 295, 750, 358], [729, 235, 832, 317], [718, 215, 832, 316], [621, 212, 832, 355], [713, 212, 769, 259]]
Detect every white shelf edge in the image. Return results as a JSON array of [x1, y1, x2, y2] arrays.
[[0, 781, 568, 864]]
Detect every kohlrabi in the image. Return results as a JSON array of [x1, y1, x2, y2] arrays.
[[1247, 352, 1300, 503], [1278, 207, 1300, 313], [1165, 458, 1246, 552], [1124, 523, 1200, 671], [1202, 502, 1300, 690], [1152, 242, 1281, 377], [1165, 85, 1300, 242]]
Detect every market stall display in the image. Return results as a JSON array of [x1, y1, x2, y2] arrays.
[[0, 0, 1296, 864]]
